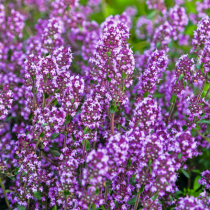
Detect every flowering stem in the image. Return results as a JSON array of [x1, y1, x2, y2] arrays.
[[64, 196, 67, 210], [46, 98, 55, 107], [41, 151, 57, 165], [193, 81, 205, 123], [134, 193, 140, 210], [0, 176, 12, 210], [27, 198, 30, 210], [148, 191, 160, 210], [34, 139, 40, 152], [111, 113, 115, 135], [104, 183, 108, 203], [82, 140, 86, 158], [45, 197, 47, 210], [205, 87, 210, 100], [63, 131, 67, 148], [168, 96, 177, 122], [105, 112, 115, 203], [197, 130, 210, 143], [42, 93, 46, 108]]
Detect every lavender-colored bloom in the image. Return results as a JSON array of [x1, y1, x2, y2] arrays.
[[137, 49, 168, 94], [199, 170, 210, 189], [89, 15, 135, 103], [0, 86, 13, 120], [146, 0, 166, 11], [168, 6, 188, 40], [135, 17, 153, 40], [175, 54, 195, 81], [151, 21, 173, 51], [175, 196, 209, 210], [192, 16, 210, 52], [196, 0, 210, 18], [129, 96, 159, 133], [81, 97, 105, 129]]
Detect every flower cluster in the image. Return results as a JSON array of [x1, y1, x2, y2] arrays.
[[137, 49, 168, 94], [0, 86, 13, 120], [0, 1, 210, 210]]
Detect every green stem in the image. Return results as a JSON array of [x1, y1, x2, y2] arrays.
[[42, 93, 46, 108], [193, 81, 205, 123], [105, 184, 108, 203], [0, 176, 12, 210], [45, 196, 48, 210], [64, 196, 67, 210], [111, 113, 115, 135], [41, 151, 57, 166], [63, 131, 67, 148], [134, 193, 140, 210], [197, 130, 210, 143], [168, 96, 177, 122], [34, 139, 40, 152]]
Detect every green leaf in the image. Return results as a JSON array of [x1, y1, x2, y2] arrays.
[[192, 169, 201, 174], [39, 132, 45, 138], [180, 168, 190, 178], [148, 159, 152, 166], [106, 180, 111, 186], [55, 89, 60, 93], [84, 127, 89, 134], [156, 42, 161, 49], [153, 92, 164, 98], [121, 72, 126, 79], [28, 112, 33, 120], [6, 175, 15, 180], [71, 98, 74, 103], [127, 158, 132, 167], [41, 123, 48, 127], [51, 132, 61, 140], [177, 153, 182, 159], [206, 124, 210, 134], [53, 99, 58, 106], [110, 104, 117, 113], [65, 115, 72, 124], [14, 167, 20, 175], [44, 93, 49, 99], [165, 181, 169, 186], [18, 205, 25, 210], [106, 73, 112, 82], [143, 91, 149, 98], [122, 83, 125, 91], [193, 175, 201, 191], [197, 119, 210, 124], [170, 94, 177, 103], [50, 149, 60, 157], [92, 204, 97, 210], [86, 140, 91, 151], [33, 191, 42, 200], [183, 80, 187, 88], [191, 128, 197, 137], [151, 191, 159, 200], [138, 184, 144, 194], [6, 115, 13, 122], [169, 195, 173, 201], [52, 206, 57, 210], [107, 50, 111, 56], [64, 190, 69, 196], [95, 189, 99, 195], [147, 11, 156, 19], [178, 74, 184, 81], [207, 72, 210, 79], [127, 197, 137, 205]]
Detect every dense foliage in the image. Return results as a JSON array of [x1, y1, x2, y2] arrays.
[[0, 0, 210, 209]]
